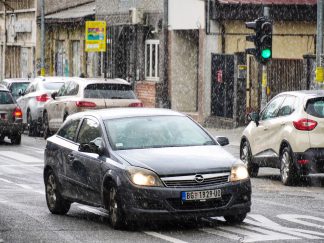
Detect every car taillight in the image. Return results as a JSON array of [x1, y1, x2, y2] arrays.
[[36, 94, 50, 102], [76, 101, 96, 107], [128, 102, 143, 107], [293, 118, 317, 131], [12, 107, 22, 120]]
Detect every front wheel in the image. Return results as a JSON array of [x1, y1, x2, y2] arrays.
[[45, 171, 70, 215], [11, 134, 21, 145], [108, 184, 126, 229], [224, 213, 247, 224], [240, 140, 259, 177], [43, 112, 51, 139], [27, 112, 36, 137], [280, 146, 299, 186]]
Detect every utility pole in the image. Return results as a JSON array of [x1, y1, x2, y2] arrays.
[[40, 0, 45, 76], [260, 6, 270, 110], [315, 0, 324, 86]]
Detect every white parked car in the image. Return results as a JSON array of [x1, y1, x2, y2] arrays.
[[240, 90, 324, 185], [16, 77, 71, 136]]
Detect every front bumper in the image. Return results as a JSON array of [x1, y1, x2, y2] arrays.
[[295, 148, 324, 174], [119, 179, 251, 221]]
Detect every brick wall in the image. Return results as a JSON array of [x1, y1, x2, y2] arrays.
[[135, 81, 156, 108]]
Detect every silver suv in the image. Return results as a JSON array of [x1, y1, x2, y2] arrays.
[[16, 77, 67, 136], [0, 85, 23, 144], [241, 90, 324, 185]]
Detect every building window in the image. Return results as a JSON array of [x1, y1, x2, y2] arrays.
[[145, 40, 159, 81]]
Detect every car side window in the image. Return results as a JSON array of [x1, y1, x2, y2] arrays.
[[277, 95, 296, 117], [261, 96, 285, 121], [65, 81, 79, 96], [57, 82, 70, 97], [57, 119, 80, 141], [76, 118, 102, 145]]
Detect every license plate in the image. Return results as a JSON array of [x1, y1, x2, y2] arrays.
[[181, 189, 222, 201]]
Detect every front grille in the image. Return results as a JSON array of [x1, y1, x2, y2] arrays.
[[167, 194, 231, 210], [161, 173, 230, 188]]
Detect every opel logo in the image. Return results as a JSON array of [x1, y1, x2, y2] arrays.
[[195, 174, 204, 183]]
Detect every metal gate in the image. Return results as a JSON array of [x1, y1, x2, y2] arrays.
[[211, 54, 234, 118]]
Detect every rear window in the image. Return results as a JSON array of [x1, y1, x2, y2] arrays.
[[0, 91, 14, 104], [10, 82, 30, 96], [306, 98, 324, 118], [43, 82, 64, 91], [84, 83, 136, 99]]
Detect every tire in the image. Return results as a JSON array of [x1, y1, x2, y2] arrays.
[[280, 146, 299, 186], [43, 112, 51, 139], [224, 213, 247, 224], [11, 134, 21, 145], [107, 183, 126, 229], [240, 140, 259, 177], [45, 170, 70, 215], [27, 112, 36, 137]]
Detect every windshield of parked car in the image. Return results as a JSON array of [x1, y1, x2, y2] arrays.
[[84, 83, 136, 99], [43, 82, 65, 91], [10, 82, 30, 97], [104, 115, 215, 150], [306, 97, 324, 118], [0, 91, 14, 104]]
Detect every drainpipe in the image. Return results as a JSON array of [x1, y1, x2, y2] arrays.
[[40, 0, 45, 76], [2, 7, 6, 80], [163, 0, 169, 108]]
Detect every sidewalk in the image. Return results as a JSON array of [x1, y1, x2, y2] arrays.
[[206, 126, 245, 147]]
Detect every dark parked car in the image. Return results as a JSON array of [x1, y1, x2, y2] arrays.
[[1, 78, 31, 101], [0, 85, 23, 144], [44, 108, 251, 229]]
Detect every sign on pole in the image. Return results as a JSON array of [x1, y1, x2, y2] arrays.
[[85, 21, 106, 52]]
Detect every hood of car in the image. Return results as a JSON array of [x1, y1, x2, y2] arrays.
[[114, 146, 237, 176]]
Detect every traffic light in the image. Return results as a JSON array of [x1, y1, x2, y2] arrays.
[[245, 17, 272, 64]]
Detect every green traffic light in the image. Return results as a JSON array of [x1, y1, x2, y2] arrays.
[[261, 49, 271, 59]]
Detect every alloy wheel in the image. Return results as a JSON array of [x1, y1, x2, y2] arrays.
[[109, 186, 118, 225], [281, 150, 290, 183], [46, 174, 57, 209]]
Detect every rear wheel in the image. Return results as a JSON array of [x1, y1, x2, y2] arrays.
[[45, 171, 70, 214], [43, 112, 51, 139], [108, 184, 126, 229], [27, 112, 37, 137], [240, 140, 259, 177], [11, 134, 21, 145], [280, 146, 299, 186], [224, 213, 247, 224]]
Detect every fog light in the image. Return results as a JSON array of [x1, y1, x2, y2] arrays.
[[243, 195, 249, 202], [298, 159, 309, 165], [142, 202, 148, 208]]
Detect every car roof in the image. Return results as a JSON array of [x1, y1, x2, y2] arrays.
[[78, 78, 131, 85], [3, 78, 32, 83], [35, 76, 82, 83], [68, 108, 185, 121], [278, 90, 324, 98]]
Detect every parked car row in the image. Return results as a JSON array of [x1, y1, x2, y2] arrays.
[[0, 76, 142, 138]]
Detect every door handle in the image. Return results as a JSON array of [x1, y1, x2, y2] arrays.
[[263, 126, 268, 131], [281, 122, 286, 126], [67, 154, 74, 162]]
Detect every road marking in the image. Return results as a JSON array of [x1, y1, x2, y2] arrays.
[[143, 231, 188, 243], [0, 178, 14, 184], [77, 205, 108, 217], [277, 214, 324, 230], [0, 151, 42, 163], [16, 184, 33, 190], [21, 145, 45, 152]]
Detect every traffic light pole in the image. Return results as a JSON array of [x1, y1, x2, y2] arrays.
[[260, 6, 270, 111]]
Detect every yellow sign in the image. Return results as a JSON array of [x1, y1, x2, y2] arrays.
[[315, 66, 324, 83], [85, 21, 106, 52]]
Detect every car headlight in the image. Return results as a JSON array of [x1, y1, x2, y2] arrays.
[[126, 166, 164, 187], [230, 163, 249, 182]]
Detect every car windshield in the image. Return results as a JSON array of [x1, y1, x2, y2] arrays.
[[43, 82, 64, 91], [10, 82, 30, 96], [0, 91, 14, 104], [84, 83, 136, 99], [306, 97, 324, 118], [104, 115, 215, 150]]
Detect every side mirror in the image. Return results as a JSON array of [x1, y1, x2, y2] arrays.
[[79, 138, 105, 156], [247, 112, 260, 126], [18, 89, 24, 96], [51, 91, 58, 100], [215, 136, 229, 146]]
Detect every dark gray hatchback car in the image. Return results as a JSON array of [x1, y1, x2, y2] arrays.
[[0, 85, 23, 144], [44, 108, 251, 229]]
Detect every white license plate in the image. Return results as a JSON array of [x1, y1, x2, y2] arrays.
[[181, 189, 222, 201]]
